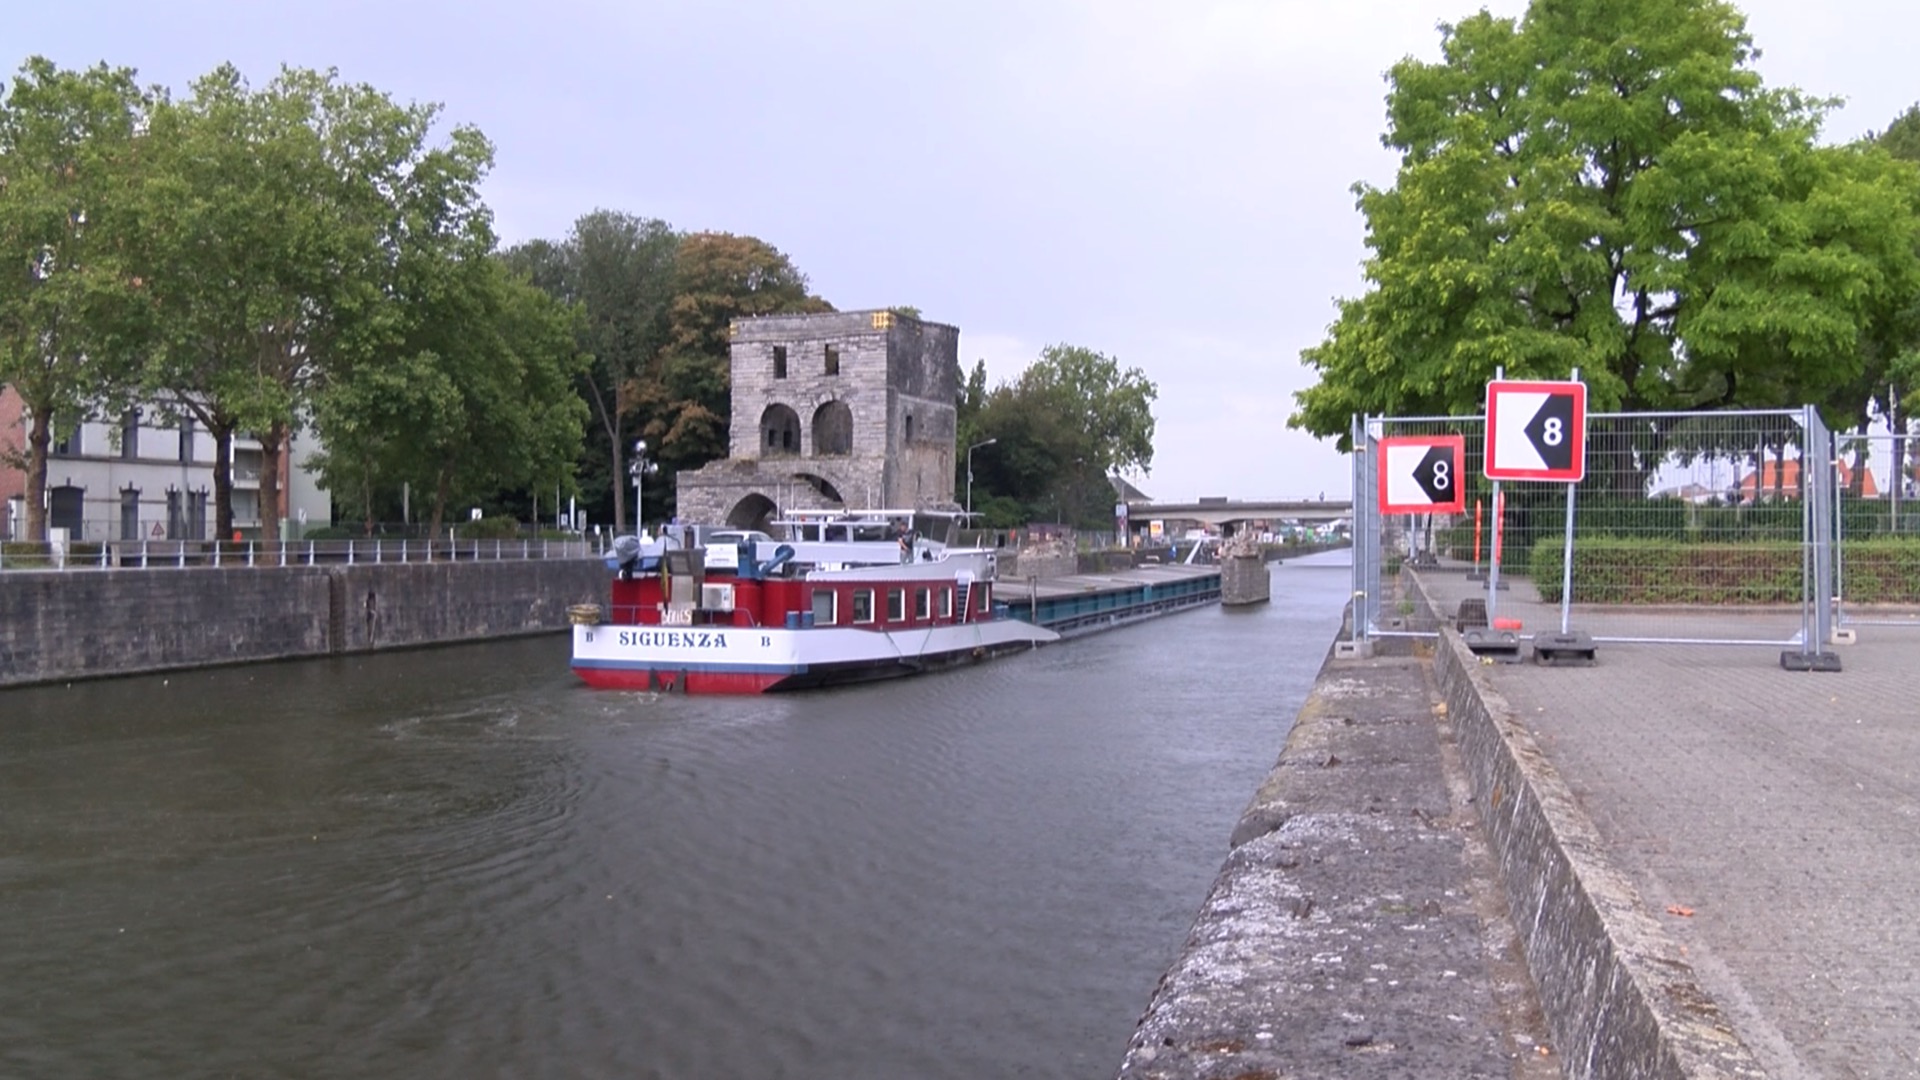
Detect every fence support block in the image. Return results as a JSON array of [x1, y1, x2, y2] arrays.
[[1463, 627, 1524, 662], [1532, 630, 1597, 666], [1780, 650, 1842, 672]]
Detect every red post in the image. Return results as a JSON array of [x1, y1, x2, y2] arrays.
[[1473, 499, 1483, 574], [1491, 491, 1505, 567]]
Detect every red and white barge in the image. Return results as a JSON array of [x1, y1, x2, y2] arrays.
[[570, 511, 1058, 693]]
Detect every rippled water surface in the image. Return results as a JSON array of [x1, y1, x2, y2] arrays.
[[0, 554, 1349, 1079]]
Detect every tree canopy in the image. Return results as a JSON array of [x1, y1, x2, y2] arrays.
[[0, 58, 151, 541], [507, 223, 830, 529], [958, 344, 1157, 528], [1292, 0, 1920, 456]]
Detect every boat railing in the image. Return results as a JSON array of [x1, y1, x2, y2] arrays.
[[600, 604, 764, 628]]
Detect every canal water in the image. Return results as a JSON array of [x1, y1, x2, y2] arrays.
[[0, 553, 1349, 1080]]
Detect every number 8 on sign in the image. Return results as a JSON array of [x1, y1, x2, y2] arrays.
[[1378, 436, 1466, 514], [1485, 379, 1586, 482]]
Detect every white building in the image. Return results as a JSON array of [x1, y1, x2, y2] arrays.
[[0, 392, 330, 542]]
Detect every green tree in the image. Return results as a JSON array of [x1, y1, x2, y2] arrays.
[[629, 231, 832, 516], [504, 211, 677, 533], [960, 344, 1157, 527], [312, 255, 585, 536], [140, 64, 482, 541], [1292, 0, 1920, 491], [1880, 104, 1920, 164], [0, 58, 152, 541]]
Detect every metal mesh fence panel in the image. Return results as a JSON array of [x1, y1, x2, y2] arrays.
[[1359, 415, 1486, 639], [1357, 408, 1826, 652], [1831, 429, 1920, 630]]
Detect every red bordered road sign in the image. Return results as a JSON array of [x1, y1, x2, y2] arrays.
[[1378, 435, 1465, 514], [1485, 379, 1587, 482]]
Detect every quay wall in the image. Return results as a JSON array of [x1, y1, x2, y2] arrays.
[[0, 560, 606, 688]]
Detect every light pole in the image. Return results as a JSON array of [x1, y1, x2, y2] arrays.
[[965, 437, 997, 518], [630, 439, 658, 538]]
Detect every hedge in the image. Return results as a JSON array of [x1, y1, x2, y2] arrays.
[[1527, 537, 1920, 605]]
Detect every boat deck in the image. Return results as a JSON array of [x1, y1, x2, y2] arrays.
[[995, 563, 1222, 639]]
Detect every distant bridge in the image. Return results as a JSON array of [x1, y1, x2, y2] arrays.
[[1126, 498, 1354, 528]]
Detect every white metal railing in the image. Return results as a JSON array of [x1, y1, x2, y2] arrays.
[[0, 537, 600, 571]]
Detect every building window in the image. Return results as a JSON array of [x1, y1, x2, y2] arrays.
[[773, 345, 787, 379], [852, 589, 874, 624], [887, 588, 905, 622], [120, 487, 141, 541], [49, 485, 83, 533], [121, 409, 140, 459], [811, 588, 837, 626], [914, 587, 931, 620], [187, 489, 208, 540], [51, 423, 77, 457], [904, 413, 914, 442], [178, 416, 194, 464], [824, 344, 840, 376], [940, 588, 953, 618]]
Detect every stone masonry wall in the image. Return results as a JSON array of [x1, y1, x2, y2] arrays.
[[678, 310, 961, 524], [0, 559, 606, 688], [886, 318, 959, 508]]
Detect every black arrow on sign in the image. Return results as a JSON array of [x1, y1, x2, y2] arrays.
[[1524, 393, 1578, 472], [1415, 445, 1454, 504]]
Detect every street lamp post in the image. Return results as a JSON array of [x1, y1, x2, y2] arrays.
[[630, 439, 658, 538], [965, 438, 998, 518]]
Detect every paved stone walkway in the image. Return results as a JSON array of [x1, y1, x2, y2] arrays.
[[1422, 571, 1920, 1079]]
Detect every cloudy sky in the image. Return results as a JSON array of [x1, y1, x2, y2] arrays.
[[14, 0, 1918, 501]]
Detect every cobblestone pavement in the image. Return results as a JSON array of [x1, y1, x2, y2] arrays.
[[1420, 571, 1920, 1080]]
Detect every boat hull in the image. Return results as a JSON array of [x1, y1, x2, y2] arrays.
[[569, 619, 1058, 694]]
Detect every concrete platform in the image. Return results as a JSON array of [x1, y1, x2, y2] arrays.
[[1416, 570, 1920, 1079]]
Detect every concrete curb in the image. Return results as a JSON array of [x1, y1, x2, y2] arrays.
[[1422, 584, 1769, 1078]]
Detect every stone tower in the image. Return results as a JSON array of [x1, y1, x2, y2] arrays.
[[673, 310, 960, 529]]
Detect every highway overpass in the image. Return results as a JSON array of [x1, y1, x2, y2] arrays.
[[1126, 498, 1353, 529]]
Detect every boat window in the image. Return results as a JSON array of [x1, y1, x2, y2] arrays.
[[977, 584, 991, 612], [939, 588, 953, 618], [811, 588, 836, 625], [887, 588, 905, 621], [914, 588, 930, 620], [852, 589, 874, 623]]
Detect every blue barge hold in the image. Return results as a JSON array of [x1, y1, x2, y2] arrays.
[[995, 564, 1223, 638]]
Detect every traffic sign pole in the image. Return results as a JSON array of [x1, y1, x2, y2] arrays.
[[1558, 368, 1582, 634], [1487, 483, 1503, 620]]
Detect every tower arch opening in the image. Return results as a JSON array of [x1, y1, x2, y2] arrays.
[[760, 404, 802, 457], [812, 400, 853, 456]]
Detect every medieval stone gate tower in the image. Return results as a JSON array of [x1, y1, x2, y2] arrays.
[[673, 310, 960, 529]]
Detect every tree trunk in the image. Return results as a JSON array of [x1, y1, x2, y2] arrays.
[[360, 463, 375, 537], [611, 431, 628, 534], [429, 466, 451, 539], [259, 420, 287, 544], [24, 411, 50, 542], [212, 425, 234, 540]]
